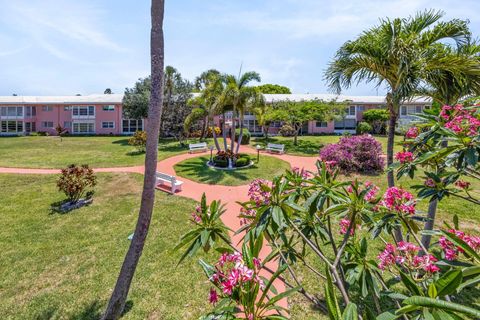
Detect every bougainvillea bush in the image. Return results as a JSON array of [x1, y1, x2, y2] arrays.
[[319, 134, 384, 173]]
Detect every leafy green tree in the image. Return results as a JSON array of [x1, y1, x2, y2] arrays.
[[362, 109, 389, 134], [104, 88, 112, 94], [252, 100, 274, 140], [256, 83, 291, 94], [325, 10, 472, 190], [102, 0, 165, 318], [122, 76, 151, 119], [271, 99, 344, 145]]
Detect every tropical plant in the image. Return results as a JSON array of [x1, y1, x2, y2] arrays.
[[217, 71, 264, 153], [102, 0, 165, 318], [251, 100, 275, 140], [256, 83, 292, 94], [325, 10, 472, 191], [57, 164, 97, 204], [271, 99, 344, 145], [128, 130, 147, 152], [356, 121, 372, 134], [362, 109, 389, 134]]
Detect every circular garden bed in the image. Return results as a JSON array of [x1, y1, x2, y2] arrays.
[[173, 155, 291, 186]]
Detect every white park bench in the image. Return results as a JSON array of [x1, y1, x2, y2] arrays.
[[265, 143, 285, 154], [189, 142, 208, 153], [156, 172, 184, 194]]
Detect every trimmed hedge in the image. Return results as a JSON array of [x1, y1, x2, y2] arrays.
[[235, 128, 251, 145]]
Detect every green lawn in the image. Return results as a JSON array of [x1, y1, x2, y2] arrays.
[[0, 136, 204, 168], [250, 135, 403, 157], [0, 173, 214, 319], [174, 155, 291, 186]]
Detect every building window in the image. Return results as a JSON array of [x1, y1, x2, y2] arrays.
[[25, 106, 36, 117], [122, 119, 144, 133], [42, 121, 54, 128], [357, 105, 365, 112], [64, 121, 72, 129], [72, 106, 95, 116], [334, 119, 356, 130], [0, 106, 23, 117], [42, 106, 53, 112], [347, 106, 356, 116], [102, 121, 115, 129], [0, 120, 23, 133], [73, 122, 95, 134], [316, 121, 328, 128], [400, 105, 423, 116], [102, 105, 115, 111]]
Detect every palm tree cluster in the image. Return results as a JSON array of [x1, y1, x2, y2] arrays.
[[185, 69, 265, 154], [325, 9, 480, 189]]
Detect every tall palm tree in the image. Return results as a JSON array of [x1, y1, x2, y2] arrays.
[[161, 65, 180, 136], [218, 71, 262, 153], [101, 0, 165, 319], [325, 10, 471, 189], [418, 41, 480, 251], [252, 98, 271, 140]]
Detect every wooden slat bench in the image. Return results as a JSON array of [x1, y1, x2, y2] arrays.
[[189, 142, 208, 153], [155, 172, 184, 194], [265, 143, 285, 154]]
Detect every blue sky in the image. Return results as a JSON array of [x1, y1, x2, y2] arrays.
[[0, 0, 479, 96]]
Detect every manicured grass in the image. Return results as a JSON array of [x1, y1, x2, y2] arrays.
[[0, 173, 214, 319], [250, 135, 403, 157], [174, 155, 291, 186], [0, 136, 206, 168]]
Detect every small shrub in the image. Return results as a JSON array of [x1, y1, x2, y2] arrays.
[[235, 128, 251, 144], [279, 124, 296, 137], [128, 130, 147, 152], [235, 155, 251, 167], [55, 124, 67, 136], [357, 121, 372, 134], [363, 109, 389, 134], [57, 164, 97, 204], [319, 135, 384, 173]]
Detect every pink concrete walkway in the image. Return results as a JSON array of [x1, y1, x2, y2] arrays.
[[0, 145, 319, 312]]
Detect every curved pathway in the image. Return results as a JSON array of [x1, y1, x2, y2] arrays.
[[0, 145, 320, 311]]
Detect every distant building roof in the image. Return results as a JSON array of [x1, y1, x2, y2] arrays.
[[0, 93, 431, 105], [0, 94, 123, 104], [263, 94, 431, 104]]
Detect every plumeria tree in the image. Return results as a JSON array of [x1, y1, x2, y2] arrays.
[[394, 103, 480, 251], [178, 155, 480, 319]]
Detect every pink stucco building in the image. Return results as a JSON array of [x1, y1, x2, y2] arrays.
[[0, 94, 143, 135], [0, 93, 430, 136], [216, 94, 431, 135]]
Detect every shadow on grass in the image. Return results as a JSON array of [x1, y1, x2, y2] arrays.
[[111, 139, 130, 146], [49, 199, 92, 214], [175, 156, 252, 184], [126, 150, 145, 156]]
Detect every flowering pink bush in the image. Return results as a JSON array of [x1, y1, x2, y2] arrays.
[[378, 241, 439, 274], [405, 127, 420, 139], [346, 181, 379, 202], [440, 105, 480, 136], [379, 187, 416, 215], [191, 204, 202, 223], [339, 218, 355, 235], [319, 135, 384, 173], [239, 179, 272, 225], [207, 252, 263, 318], [455, 180, 471, 190], [292, 166, 311, 179], [395, 151, 414, 164], [439, 229, 480, 260]]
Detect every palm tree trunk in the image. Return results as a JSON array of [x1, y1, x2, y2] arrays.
[[101, 1, 164, 319], [386, 106, 397, 188], [230, 107, 236, 152], [386, 95, 403, 242], [222, 113, 228, 151], [211, 119, 221, 151], [420, 199, 438, 252], [200, 115, 208, 141], [235, 114, 244, 154]]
